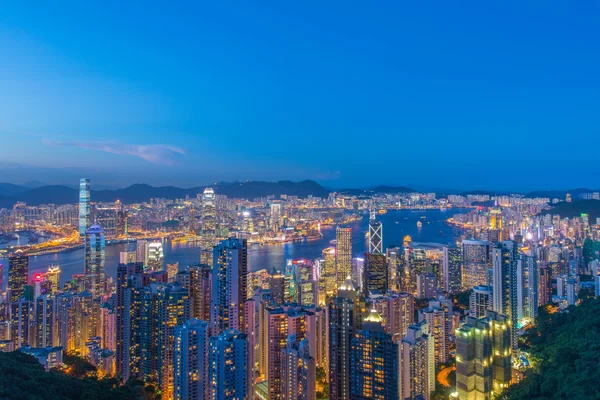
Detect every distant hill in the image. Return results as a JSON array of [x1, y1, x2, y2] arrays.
[[0, 183, 28, 196], [337, 185, 415, 196], [539, 200, 600, 221], [0, 180, 333, 207]]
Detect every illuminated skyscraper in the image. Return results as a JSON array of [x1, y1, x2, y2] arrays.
[[282, 336, 315, 400], [79, 178, 91, 238], [296, 260, 316, 306], [518, 254, 538, 321], [456, 311, 511, 399], [147, 241, 164, 272], [211, 238, 248, 334], [173, 319, 209, 400], [201, 188, 217, 263], [420, 299, 451, 364], [491, 240, 518, 349], [46, 265, 61, 294], [328, 277, 366, 400], [462, 240, 490, 290], [335, 227, 352, 288], [35, 294, 54, 347], [538, 265, 552, 307], [209, 329, 248, 400], [350, 309, 398, 399], [8, 250, 28, 303], [270, 202, 282, 231], [370, 292, 414, 343], [84, 223, 106, 298], [386, 247, 401, 292], [368, 216, 383, 254], [469, 285, 492, 318], [320, 247, 337, 301], [363, 252, 387, 296], [188, 264, 211, 322], [136, 240, 149, 267], [398, 322, 435, 400], [442, 246, 462, 294]]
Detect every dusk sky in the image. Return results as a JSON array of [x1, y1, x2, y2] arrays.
[[1, 1, 599, 191]]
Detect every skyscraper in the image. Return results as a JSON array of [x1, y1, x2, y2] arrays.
[[79, 178, 91, 238], [462, 240, 490, 290], [35, 295, 54, 347], [147, 241, 164, 272], [211, 238, 248, 334], [518, 254, 538, 321], [8, 250, 28, 303], [442, 246, 462, 294], [335, 227, 352, 288], [455, 311, 511, 399], [85, 223, 106, 298], [201, 188, 217, 263], [368, 216, 383, 254], [188, 264, 211, 322], [115, 262, 144, 381], [350, 309, 398, 400], [328, 277, 366, 400], [491, 240, 518, 349], [370, 292, 414, 343], [209, 329, 248, 400], [363, 252, 387, 296], [46, 265, 61, 294], [282, 336, 316, 400], [296, 260, 317, 306], [398, 322, 435, 400], [320, 247, 337, 300], [538, 264, 552, 307], [469, 285, 492, 318], [173, 319, 209, 400], [420, 299, 451, 364]]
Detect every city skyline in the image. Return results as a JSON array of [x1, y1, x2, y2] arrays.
[[1, 2, 600, 190]]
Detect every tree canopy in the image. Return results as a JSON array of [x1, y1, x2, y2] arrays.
[[0, 351, 158, 400], [500, 297, 600, 400]]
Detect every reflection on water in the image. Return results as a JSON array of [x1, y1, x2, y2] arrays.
[[0, 209, 468, 286]]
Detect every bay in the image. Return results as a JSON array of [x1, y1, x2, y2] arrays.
[[0, 208, 468, 286]]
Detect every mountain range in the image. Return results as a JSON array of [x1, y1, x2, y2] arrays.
[[0, 180, 416, 208], [1, 180, 598, 208]]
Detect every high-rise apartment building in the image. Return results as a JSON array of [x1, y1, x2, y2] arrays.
[[209, 329, 248, 400], [420, 299, 451, 364], [147, 241, 164, 272], [173, 319, 209, 400], [462, 240, 490, 290], [370, 292, 414, 343], [188, 264, 211, 322], [491, 240, 518, 349], [518, 254, 538, 321], [211, 238, 248, 335], [46, 265, 61, 294], [469, 285, 492, 318], [398, 322, 435, 400], [282, 336, 316, 400], [443, 246, 462, 294]]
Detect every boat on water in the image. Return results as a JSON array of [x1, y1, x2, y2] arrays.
[[416, 221, 423, 228], [378, 209, 387, 214]]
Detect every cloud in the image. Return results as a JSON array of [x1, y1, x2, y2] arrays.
[[43, 139, 186, 165]]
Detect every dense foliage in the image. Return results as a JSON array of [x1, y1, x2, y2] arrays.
[[500, 297, 600, 400], [0, 351, 158, 400]]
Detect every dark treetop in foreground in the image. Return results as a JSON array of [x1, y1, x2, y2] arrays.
[[0, 351, 157, 400], [500, 296, 600, 400]]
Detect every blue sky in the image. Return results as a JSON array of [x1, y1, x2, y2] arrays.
[[0, 1, 599, 190]]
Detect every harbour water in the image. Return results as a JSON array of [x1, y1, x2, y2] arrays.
[[0, 208, 468, 286]]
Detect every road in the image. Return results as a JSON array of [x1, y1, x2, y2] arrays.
[[437, 365, 456, 387]]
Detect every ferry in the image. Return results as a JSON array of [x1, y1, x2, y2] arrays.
[[378, 209, 387, 214], [416, 221, 423, 228]]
